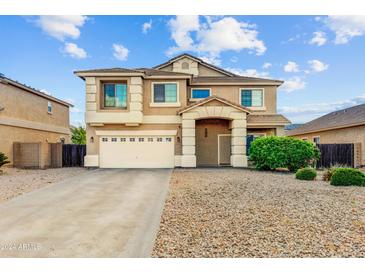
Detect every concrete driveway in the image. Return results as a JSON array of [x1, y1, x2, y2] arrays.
[[0, 168, 172, 257]]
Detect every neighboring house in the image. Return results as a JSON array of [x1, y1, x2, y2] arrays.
[[75, 53, 290, 168], [0, 74, 72, 165], [287, 104, 365, 166]]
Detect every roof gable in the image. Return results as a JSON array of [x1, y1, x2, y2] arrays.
[[178, 95, 251, 114], [153, 53, 236, 77]]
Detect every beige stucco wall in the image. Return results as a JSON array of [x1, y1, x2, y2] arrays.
[[187, 85, 277, 114], [290, 125, 365, 166], [0, 82, 70, 127], [142, 79, 188, 115], [0, 124, 69, 165], [198, 64, 227, 76], [0, 82, 70, 165]]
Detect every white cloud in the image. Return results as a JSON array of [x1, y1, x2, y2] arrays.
[[167, 16, 266, 60], [199, 55, 222, 66], [308, 31, 327, 46], [36, 16, 87, 41], [167, 15, 200, 54], [284, 61, 299, 73], [308, 59, 329, 73], [142, 20, 152, 34], [70, 107, 82, 113], [325, 16, 365, 44], [230, 56, 238, 63], [262, 62, 272, 69], [280, 77, 306, 92], [279, 93, 365, 123], [63, 98, 75, 104], [63, 43, 87, 59], [225, 67, 269, 78], [39, 89, 51, 95], [112, 43, 129, 61]]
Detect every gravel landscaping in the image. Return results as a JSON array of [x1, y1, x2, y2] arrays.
[[0, 167, 88, 203], [152, 168, 365, 257]]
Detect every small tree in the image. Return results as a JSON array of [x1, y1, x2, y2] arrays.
[[249, 136, 320, 172], [0, 152, 10, 173], [71, 126, 86, 145]]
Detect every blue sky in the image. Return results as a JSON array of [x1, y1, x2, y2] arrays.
[[1, 15, 365, 125]]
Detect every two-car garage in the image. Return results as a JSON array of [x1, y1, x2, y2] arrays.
[[99, 132, 175, 168]]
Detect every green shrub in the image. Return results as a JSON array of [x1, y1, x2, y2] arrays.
[[330, 168, 365, 186], [249, 136, 320, 172], [322, 164, 349, 181], [296, 167, 317, 180], [0, 152, 10, 174]]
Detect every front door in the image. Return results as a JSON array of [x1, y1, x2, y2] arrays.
[[195, 119, 231, 166]]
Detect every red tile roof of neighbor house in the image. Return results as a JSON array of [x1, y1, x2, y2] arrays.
[[287, 103, 365, 136], [0, 74, 73, 107]]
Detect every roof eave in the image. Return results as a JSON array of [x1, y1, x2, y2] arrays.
[[287, 121, 365, 136], [1, 78, 73, 107]]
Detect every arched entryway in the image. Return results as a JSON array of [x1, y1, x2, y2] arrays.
[[178, 96, 250, 168], [195, 118, 231, 166]]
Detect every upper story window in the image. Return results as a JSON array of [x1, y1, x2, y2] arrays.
[[153, 83, 178, 103], [47, 101, 52, 114], [191, 88, 211, 100], [103, 83, 127, 108], [240, 89, 263, 107]]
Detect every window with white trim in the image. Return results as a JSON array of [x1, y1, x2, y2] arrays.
[[47, 101, 52, 113], [240, 89, 263, 107], [191, 88, 211, 99], [153, 83, 177, 103], [103, 83, 127, 108]]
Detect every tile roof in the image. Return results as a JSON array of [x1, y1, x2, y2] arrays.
[[0, 74, 73, 107], [247, 114, 291, 125], [178, 95, 251, 114], [74, 67, 192, 77], [287, 103, 365, 136], [191, 76, 283, 84]]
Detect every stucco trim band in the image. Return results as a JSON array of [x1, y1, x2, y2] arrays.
[[0, 117, 70, 135]]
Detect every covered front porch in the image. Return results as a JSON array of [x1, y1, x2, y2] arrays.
[[178, 96, 250, 168]]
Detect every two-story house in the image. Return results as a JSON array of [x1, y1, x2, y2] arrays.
[[75, 53, 290, 168], [0, 74, 72, 166]]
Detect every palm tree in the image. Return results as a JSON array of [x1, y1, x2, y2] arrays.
[[71, 126, 86, 145]]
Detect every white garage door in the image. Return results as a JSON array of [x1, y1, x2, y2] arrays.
[[99, 136, 175, 168]]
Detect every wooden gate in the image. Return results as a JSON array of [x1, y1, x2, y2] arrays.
[[62, 144, 86, 167], [316, 143, 354, 168]]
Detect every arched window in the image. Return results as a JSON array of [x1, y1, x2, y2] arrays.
[[181, 62, 189, 70]]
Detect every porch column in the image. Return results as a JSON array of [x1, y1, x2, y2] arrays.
[[230, 113, 248, 167], [181, 113, 197, 167]]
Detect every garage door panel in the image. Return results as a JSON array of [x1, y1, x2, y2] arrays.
[[99, 136, 174, 168]]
